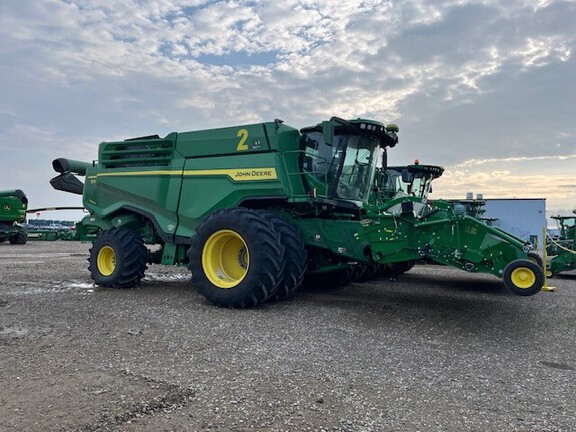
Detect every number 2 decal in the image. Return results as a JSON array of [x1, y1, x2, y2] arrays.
[[236, 129, 249, 151]]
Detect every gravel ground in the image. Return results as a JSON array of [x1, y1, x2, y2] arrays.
[[0, 241, 575, 432]]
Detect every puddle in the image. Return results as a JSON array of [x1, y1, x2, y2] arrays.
[[0, 325, 29, 345], [11, 281, 96, 295], [143, 272, 191, 282]]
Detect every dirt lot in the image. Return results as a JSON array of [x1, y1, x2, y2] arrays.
[[1, 241, 575, 432]]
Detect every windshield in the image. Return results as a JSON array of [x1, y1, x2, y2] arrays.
[[383, 167, 432, 199], [301, 131, 381, 203], [556, 217, 576, 238]]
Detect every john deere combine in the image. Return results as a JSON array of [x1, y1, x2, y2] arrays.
[[50, 117, 544, 307], [546, 213, 576, 277], [0, 189, 28, 245]]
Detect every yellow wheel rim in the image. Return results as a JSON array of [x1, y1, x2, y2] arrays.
[[97, 245, 116, 276], [202, 229, 249, 289], [510, 267, 536, 289], [545, 269, 553, 278]]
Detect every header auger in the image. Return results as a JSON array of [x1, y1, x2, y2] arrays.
[[51, 116, 544, 307]]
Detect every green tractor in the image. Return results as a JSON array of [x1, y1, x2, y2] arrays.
[[546, 213, 576, 277], [0, 189, 28, 245], [50, 117, 544, 307]]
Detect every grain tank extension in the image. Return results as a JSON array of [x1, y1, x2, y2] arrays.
[[51, 117, 544, 307]]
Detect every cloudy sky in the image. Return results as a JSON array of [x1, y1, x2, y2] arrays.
[[1, 0, 575, 224]]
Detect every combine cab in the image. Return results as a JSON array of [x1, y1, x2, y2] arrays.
[[50, 117, 545, 307], [0, 189, 28, 245]]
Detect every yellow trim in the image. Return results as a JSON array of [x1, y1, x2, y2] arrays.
[[94, 168, 277, 182], [202, 229, 249, 288]]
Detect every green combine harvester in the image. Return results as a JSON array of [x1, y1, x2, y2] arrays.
[[50, 116, 544, 307], [546, 213, 576, 277], [0, 189, 28, 245]]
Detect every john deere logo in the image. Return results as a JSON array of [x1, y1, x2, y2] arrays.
[[3, 204, 11, 212]]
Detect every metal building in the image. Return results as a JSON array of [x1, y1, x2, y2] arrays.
[[483, 198, 547, 250]]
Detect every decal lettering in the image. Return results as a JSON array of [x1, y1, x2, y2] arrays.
[[236, 129, 249, 151]]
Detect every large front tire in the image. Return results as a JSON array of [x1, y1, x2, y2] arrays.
[[88, 228, 148, 288], [502, 259, 544, 296], [188, 208, 285, 308]]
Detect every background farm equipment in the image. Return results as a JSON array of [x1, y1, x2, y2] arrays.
[[25, 207, 96, 242], [26, 225, 78, 241], [0, 189, 28, 244], [50, 116, 545, 307], [546, 213, 576, 277]]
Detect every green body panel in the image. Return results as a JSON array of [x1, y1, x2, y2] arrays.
[[549, 250, 576, 274], [77, 121, 309, 243], [175, 152, 288, 239], [292, 218, 369, 262], [0, 189, 27, 223], [83, 161, 185, 240], [0, 190, 28, 242]]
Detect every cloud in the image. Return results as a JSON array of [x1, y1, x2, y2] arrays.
[[450, 153, 576, 168], [0, 0, 575, 217]]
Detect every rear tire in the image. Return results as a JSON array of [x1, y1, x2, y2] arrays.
[[9, 228, 27, 245], [188, 208, 285, 308], [261, 212, 307, 301], [502, 259, 544, 296], [88, 228, 148, 288]]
